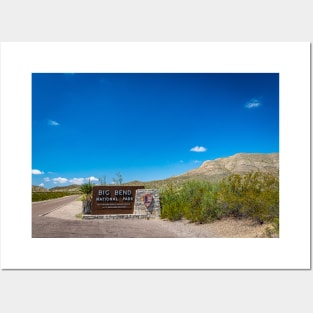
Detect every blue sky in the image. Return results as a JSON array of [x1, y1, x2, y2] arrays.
[[32, 73, 279, 188]]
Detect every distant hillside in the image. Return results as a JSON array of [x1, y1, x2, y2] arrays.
[[49, 184, 82, 192], [32, 184, 81, 193], [127, 153, 279, 189], [179, 152, 279, 182], [32, 185, 48, 192], [32, 153, 279, 192]]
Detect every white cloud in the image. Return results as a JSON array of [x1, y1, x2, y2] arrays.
[[192, 160, 201, 164], [190, 146, 207, 152], [39, 183, 44, 187], [69, 178, 85, 185], [48, 120, 60, 126], [32, 169, 44, 175], [52, 177, 68, 184], [245, 98, 262, 109], [46, 175, 99, 185]]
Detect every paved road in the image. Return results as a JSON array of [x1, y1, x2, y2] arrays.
[[32, 196, 179, 238], [32, 195, 81, 217]]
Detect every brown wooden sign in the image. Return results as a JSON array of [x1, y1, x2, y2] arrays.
[[91, 186, 144, 215]]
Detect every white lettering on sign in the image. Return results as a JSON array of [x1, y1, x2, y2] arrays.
[[96, 189, 133, 202], [123, 197, 133, 201], [115, 190, 132, 196], [96, 197, 118, 202], [98, 190, 110, 196]]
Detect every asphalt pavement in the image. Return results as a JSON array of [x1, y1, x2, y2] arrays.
[[32, 195, 81, 217], [32, 196, 178, 238]]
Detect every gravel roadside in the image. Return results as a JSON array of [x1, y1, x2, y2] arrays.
[[46, 200, 270, 238]]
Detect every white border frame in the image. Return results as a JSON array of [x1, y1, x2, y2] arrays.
[[0, 42, 311, 269]]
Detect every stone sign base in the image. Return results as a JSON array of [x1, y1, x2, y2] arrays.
[[82, 214, 149, 220]]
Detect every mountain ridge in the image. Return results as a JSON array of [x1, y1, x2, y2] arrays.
[[127, 152, 279, 188], [182, 152, 278, 178], [32, 152, 279, 191]]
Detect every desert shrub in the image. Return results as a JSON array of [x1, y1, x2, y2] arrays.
[[160, 172, 279, 235], [270, 217, 279, 236], [217, 174, 246, 218], [80, 180, 94, 214], [32, 191, 73, 202], [79, 180, 93, 196], [160, 181, 221, 223], [180, 181, 220, 223], [159, 183, 184, 221], [217, 172, 279, 230]]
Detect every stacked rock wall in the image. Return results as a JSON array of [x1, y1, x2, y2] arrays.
[[134, 189, 160, 218]]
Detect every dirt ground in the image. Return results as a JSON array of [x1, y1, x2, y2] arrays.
[[45, 200, 273, 238]]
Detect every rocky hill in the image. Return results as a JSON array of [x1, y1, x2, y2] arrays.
[[127, 152, 279, 188], [48, 184, 81, 192], [178, 152, 279, 182], [32, 185, 48, 192], [32, 153, 279, 191], [32, 184, 81, 193]]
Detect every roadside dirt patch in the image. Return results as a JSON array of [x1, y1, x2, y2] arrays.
[[45, 201, 271, 238], [46, 200, 82, 220], [154, 217, 271, 238]]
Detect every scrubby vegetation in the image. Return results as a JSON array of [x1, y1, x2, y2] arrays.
[[160, 172, 279, 236], [79, 179, 94, 214], [32, 191, 79, 202]]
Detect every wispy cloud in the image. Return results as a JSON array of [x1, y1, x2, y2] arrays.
[[48, 176, 99, 185], [245, 98, 262, 109], [190, 146, 207, 152], [69, 177, 99, 184], [48, 120, 60, 126], [32, 169, 44, 175], [52, 177, 68, 184], [39, 183, 45, 187], [69, 178, 85, 185], [51, 176, 99, 185], [192, 160, 202, 164]]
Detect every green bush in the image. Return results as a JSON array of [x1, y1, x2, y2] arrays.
[[80, 180, 94, 214], [217, 174, 245, 218], [160, 183, 184, 221], [180, 181, 220, 223], [79, 180, 93, 196], [160, 180, 221, 223], [160, 172, 279, 235], [32, 191, 73, 202], [217, 172, 279, 225]]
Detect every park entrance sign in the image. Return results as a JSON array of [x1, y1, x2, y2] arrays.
[[91, 186, 144, 215]]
